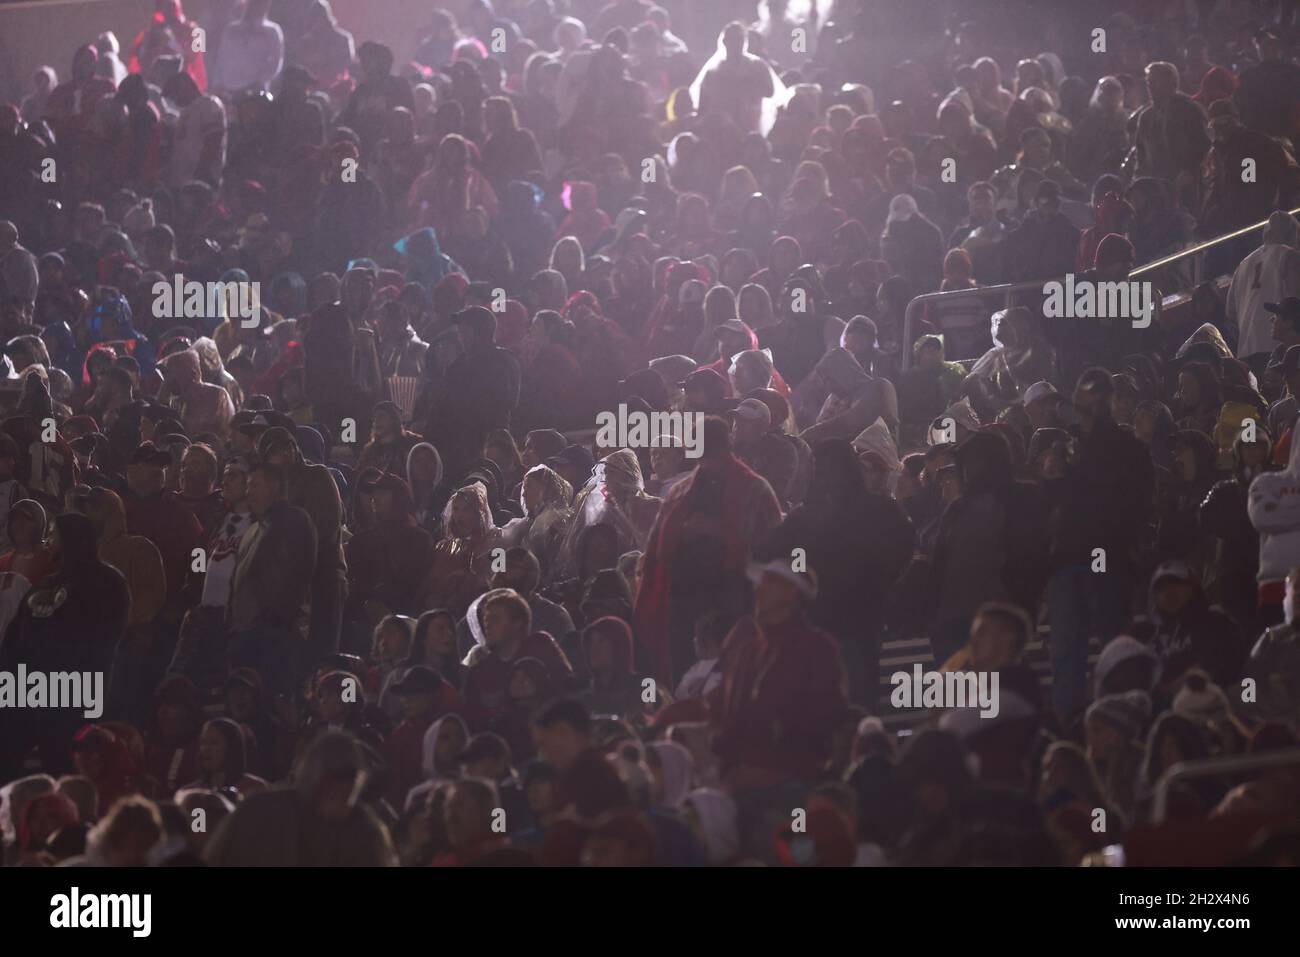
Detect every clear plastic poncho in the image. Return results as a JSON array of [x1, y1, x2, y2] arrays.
[[553, 449, 646, 580], [688, 26, 793, 136]]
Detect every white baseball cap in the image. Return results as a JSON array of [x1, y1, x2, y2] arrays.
[[746, 560, 817, 598]]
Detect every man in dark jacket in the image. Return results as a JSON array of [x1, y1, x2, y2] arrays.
[[760, 438, 913, 705], [931, 429, 1050, 667], [1200, 99, 1295, 240], [1233, 28, 1300, 143], [261, 428, 346, 667], [1132, 61, 1210, 210], [759, 278, 827, 390], [428, 306, 521, 482], [1047, 369, 1156, 726], [1128, 561, 1246, 696], [1200, 427, 1274, 633], [345, 470, 435, 618], [1002, 180, 1080, 283], [229, 461, 318, 696]]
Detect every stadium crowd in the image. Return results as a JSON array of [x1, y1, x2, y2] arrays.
[[0, 0, 1298, 866]]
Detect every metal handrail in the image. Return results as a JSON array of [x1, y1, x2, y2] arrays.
[[900, 205, 1300, 371], [900, 280, 1051, 372], [1131, 204, 1300, 277], [1152, 746, 1300, 823]]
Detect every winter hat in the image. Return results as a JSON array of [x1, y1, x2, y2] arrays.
[[1093, 233, 1135, 271], [123, 199, 156, 237], [1085, 690, 1152, 740], [1093, 635, 1159, 694], [1171, 670, 1232, 725]]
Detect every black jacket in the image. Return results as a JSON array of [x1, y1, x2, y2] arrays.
[[232, 500, 318, 630], [428, 307, 520, 479], [762, 491, 914, 642], [1051, 418, 1155, 574]]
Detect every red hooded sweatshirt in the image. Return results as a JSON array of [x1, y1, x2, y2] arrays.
[[710, 613, 849, 782], [634, 453, 783, 684]]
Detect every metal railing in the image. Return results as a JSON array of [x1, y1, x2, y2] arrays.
[[1152, 746, 1300, 823], [900, 279, 1044, 372], [1131, 204, 1300, 279], [900, 205, 1300, 372]]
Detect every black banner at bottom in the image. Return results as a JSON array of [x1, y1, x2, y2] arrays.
[[1, 865, 1289, 942]]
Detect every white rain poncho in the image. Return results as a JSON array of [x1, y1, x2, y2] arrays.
[[553, 449, 649, 580], [852, 416, 903, 493], [688, 25, 793, 135], [928, 396, 981, 446], [463, 587, 516, 652], [439, 481, 501, 573], [499, 464, 574, 582]]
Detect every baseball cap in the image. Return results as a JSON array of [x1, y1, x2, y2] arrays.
[[748, 388, 791, 428], [1264, 298, 1300, 323], [545, 444, 595, 477], [129, 442, 171, 467], [746, 559, 818, 599], [1151, 560, 1198, 588], [1268, 343, 1300, 375], [730, 397, 772, 427]]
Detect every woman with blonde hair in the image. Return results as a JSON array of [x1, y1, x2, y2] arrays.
[[716, 165, 760, 231], [424, 482, 500, 617], [548, 235, 585, 296]]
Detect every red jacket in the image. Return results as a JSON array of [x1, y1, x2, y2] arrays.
[[635, 455, 783, 684], [710, 614, 849, 782]]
